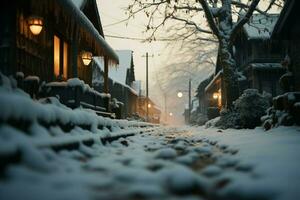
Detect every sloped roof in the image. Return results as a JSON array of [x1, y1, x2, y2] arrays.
[[131, 80, 142, 95], [93, 50, 137, 93], [109, 50, 133, 85], [60, 0, 119, 63], [196, 75, 213, 97], [243, 14, 279, 39], [71, 0, 87, 9], [272, 0, 297, 39]]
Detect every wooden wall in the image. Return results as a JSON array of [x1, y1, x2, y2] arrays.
[[0, 0, 103, 85]]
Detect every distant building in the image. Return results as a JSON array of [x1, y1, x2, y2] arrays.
[[93, 50, 138, 118], [234, 14, 286, 96], [206, 13, 286, 112]]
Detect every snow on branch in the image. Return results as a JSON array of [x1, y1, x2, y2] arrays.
[[230, 0, 261, 42], [198, 0, 221, 39]]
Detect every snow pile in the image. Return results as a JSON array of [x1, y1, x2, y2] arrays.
[[46, 78, 110, 98], [209, 89, 271, 129], [1, 116, 300, 200], [0, 75, 157, 146], [192, 126, 300, 200], [262, 92, 300, 129], [243, 14, 278, 39]]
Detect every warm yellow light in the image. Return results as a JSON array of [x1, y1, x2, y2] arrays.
[[148, 103, 152, 108], [28, 17, 43, 35], [213, 92, 219, 99], [54, 35, 60, 77], [169, 112, 173, 116], [82, 51, 92, 66], [177, 92, 183, 98]]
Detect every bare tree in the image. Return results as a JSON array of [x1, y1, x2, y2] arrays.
[[127, 0, 283, 108], [156, 40, 217, 93]]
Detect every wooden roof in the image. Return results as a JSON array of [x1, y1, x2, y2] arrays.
[[59, 0, 119, 63]]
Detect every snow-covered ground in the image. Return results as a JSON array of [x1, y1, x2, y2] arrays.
[[1, 124, 300, 200]]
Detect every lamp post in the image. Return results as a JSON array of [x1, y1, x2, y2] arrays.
[[142, 52, 155, 122], [177, 78, 192, 124]]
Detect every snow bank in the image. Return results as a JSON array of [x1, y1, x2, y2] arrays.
[[46, 78, 111, 98], [210, 89, 270, 129], [193, 126, 300, 200]]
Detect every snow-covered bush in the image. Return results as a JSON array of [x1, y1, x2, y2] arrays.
[[262, 92, 300, 130], [215, 108, 240, 129], [215, 89, 270, 129], [190, 111, 208, 126]]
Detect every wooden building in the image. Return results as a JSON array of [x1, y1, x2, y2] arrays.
[[0, 0, 119, 116], [0, 0, 118, 85], [206, 13, 286, 112], [93, 50, 139, 119], [272, 0, 300, 92], [234, 14, 286, 96], [195, 75, 216, 120], [137, 96, 161, 124]]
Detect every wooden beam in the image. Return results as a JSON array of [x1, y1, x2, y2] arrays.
[[104, 56, 109, 93], [71, 42, 78, 77]]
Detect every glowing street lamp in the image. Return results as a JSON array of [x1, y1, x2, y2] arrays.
[[169, 112, 173, 116], [28, 16, 43, 35], [177, 92, 183, 98]]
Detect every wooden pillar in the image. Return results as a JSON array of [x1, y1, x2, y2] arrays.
[[72, 42, 78, 77], [104, 56, 109, 93]]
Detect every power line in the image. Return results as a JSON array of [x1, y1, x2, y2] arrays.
[[105, 34, 174, 42], [103, 18, 129, 28]]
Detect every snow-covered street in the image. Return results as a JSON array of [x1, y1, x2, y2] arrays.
[[1, 125, 300, 200]]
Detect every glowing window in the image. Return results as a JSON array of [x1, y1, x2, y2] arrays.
[[54, 35, 60, 77], [63, 42, 68, 78]]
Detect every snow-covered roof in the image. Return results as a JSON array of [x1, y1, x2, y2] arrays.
[[58, 0, 119, 63], [131, 80, 142, 95], [110, 50, 133, 85], [205, 70, 223, 93], [70, 0, 86, 9], [93, 50, 133, 86], [93, 52, 139, 96], [243, 14, 278, 39], [249, 63, 283, 70]]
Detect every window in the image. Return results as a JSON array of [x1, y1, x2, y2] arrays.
[[63, 42, 68, 78], [53, 35, 69, 79], [54, 35, 60, 77]]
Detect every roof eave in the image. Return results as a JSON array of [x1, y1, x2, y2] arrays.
[[60, 0, 119, 64]]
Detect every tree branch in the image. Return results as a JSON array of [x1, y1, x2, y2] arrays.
[[198, 0, 221, 39], [230, 0, 261, 42]]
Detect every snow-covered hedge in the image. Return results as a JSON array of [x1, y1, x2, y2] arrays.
[[0, 73, 156, 133], [262, 92, 300, 129], [212, 89, 270, 129]]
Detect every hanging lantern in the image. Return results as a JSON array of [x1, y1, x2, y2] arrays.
[[213, 92, 219, 100], [28, 16, 43, 35], [81, 51, 93, 66], [148, 103, 152, 108]]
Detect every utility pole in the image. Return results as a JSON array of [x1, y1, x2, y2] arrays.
[[164, 93, 167, 123], [142, 52, 154, 122], [188, 78, 191, 124], [146, 52, 149, 122]]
